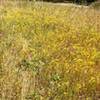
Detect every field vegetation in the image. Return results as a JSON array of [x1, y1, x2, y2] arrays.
[[0, 1, 100, 100]]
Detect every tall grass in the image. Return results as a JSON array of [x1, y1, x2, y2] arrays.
[[0, 1, 100, 100]]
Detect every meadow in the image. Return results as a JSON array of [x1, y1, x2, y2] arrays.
[[0, 1, 100, 100]]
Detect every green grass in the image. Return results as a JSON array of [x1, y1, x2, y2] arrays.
[[0, 1, 100, 100]]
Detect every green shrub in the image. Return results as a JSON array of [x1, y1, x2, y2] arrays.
[[90, 1, 100, 9]]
